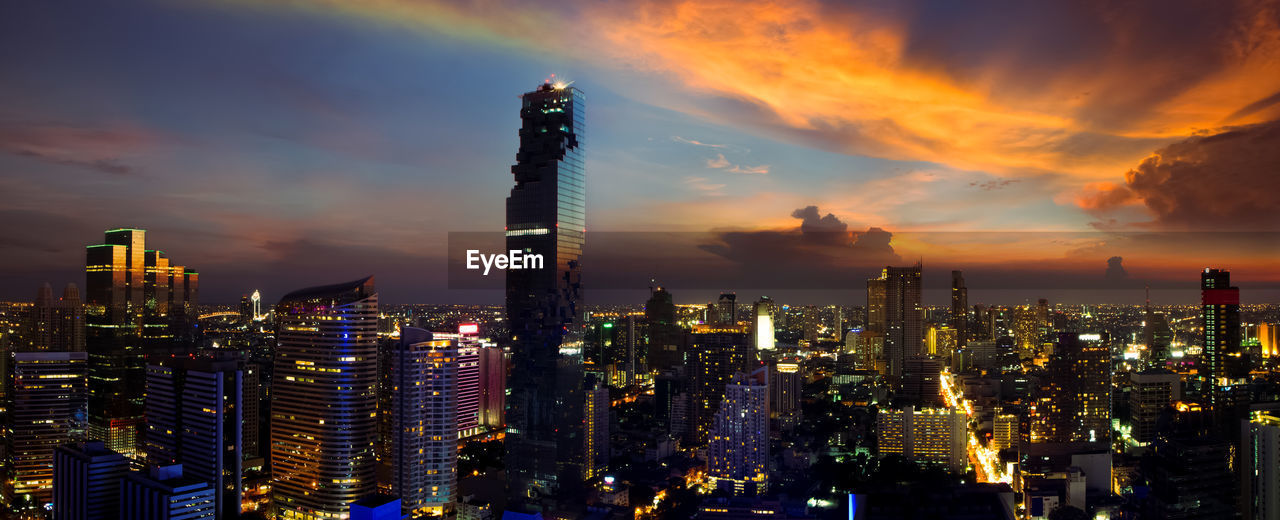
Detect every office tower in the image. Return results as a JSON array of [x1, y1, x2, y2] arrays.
[[714, 293, 737, 325], [1032, 333, 1111, 444], [272, 277, 379, 519], [504, 81, 587, 509], [1142, 437, 1237, 519], [583, 376, 609, 480], [951, 271, 967, 348], [1012, 306, 1039, 357], [993, 414, 1019, 452], [456, 324, 482, 437], [4, 351, 89, 509], [1261, 322, 1280, 359], [85, 228, 197, 459], [120, 464, 216, 519], [52, 441, 128, 520], [28, 283, 85, 351], [478, 344, 506, 429], [689, 324, 754, 443], [1202, 268, 1246, 423], [1244, 410, 1280, 520], [1130, 370, 1180, 444], [866, 277, 886, 333], [143, 359, 242, 518], [879, 264, 923, 380], [926, 325, 957, 358], [752, 297, 776, 352], [875, 406, 967, 473], [645, 286, 682, 371], [707, 367, 769, 496], [900, 356, 943, 407], [241, 362, 260, 458], [769, 359, 802, 433], [385, 327, 457, 517]]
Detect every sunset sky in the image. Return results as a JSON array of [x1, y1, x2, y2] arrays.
[[2, 0, 1278, 304]]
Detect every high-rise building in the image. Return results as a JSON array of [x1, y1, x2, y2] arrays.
[[583, 376, 609, 481], [272, 277, 379, 519], [504, 81, 587, 510], [85, 228, 197, 460], [1130, 370, 1179, 444], [993, 414, 1019, 452], [1202, 268, 1246, 424], [52, 440, 128, 520], [880, 264, 923, 380], [752, 297, 776, 352], [120, 464, 216, 519], [714, 293, 737, 326], [1244, 410, 1280, 520], [4, 351, 89, 510], [28, 283, 85, 352], [143, 358, 242, 518], [1032, 333, 1112, 444], [951, 271, 968, 348], [478, 344, 506, 430], [866, 277, 886, 334], [385, 327, 457, 517], [876, 406, 967, 473], [900, 356, 943, 407], [707, 367, 769, 496], [769, 359, 802, 434], [455, 324, 482, 438], [689, 325, 754, 442]]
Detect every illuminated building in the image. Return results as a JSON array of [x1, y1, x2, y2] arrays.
[[85, 228, 197, 460], [1129, 370, 1179, 444], [3, 351, 88, 510], [866, 277, 886, 334], [120, 464, 216, 519], [900, 356, 943, 407], [752, 297, 776, 352], [271, 277, 379, 519], [477, 343, 506, 430], [1202, 268, 1247, 425], [385, 327, 457, 517], [951, 271, 968, 348], [878, 264, 923, 380], [689, 324, 754, 442], [926, 325, 957, 358], [1261, 322, 1280, 358], [714, 293, 737, 326], [143, 359, 242, 518], [769, 359, 801, 434], [583, 376, 609, 480], [454, 324, 482, 437], [1244, 410, 1280, 520], [504, 80, 587, 509], [875, 406, 967, 473], [1033, 333, 1111, 444], [28, 282, 85, 351], [993, 414, 1019, 452], [53, 441, 128, 520], [707, 367, 769, 496]]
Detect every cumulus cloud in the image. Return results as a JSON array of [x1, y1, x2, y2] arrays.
[[1105, 256, 1127, 281], [1082, 119, 1280, 229]]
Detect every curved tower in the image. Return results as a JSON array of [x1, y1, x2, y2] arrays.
[[271, 276, 378, 519]]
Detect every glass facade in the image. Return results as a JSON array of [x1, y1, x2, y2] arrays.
[[504, 82, 587, 510]]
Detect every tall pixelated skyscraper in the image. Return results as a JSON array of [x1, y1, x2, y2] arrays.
[[1201, 268, 1246, 423], [504, 80, 587, 510], [4, 351, 88, 510], [878, 264, 923, 380], [707, 367, 769, 496], [271, 277, 379, 519], [1032, 333, 1112, 444]]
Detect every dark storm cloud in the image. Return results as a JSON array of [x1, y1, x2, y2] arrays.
[[1105, 256, 1127, 281], [1082, 119, 1280, 230]]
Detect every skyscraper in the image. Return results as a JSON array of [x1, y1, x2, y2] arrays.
[[478, 343, 506, 430], [875, 406, 967, 473], [689, 325, 754, 443], [28, 283, 85, 352], [951, 271, 967, 348], [1130, 370, 1179, 444], [707, 367, 769, 496], [143, 358, 243, 518], [272, 277, 379, 519], [880, 264, 923, 380], [583, 376, 609, 481], [385, 327, 457, 517], [752, 297, 776, 352], [1202, 268, 1246, 423], [1032, 333, 1112, 444], [714, 293, 737, 326], [85, 228, 197, 459], [456, 324, 482, 438], [504, 81, 587, 509], [4, 351, 89, 510]]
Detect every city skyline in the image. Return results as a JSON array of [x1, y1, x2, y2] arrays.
[[2, 1, 1279, 305]]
